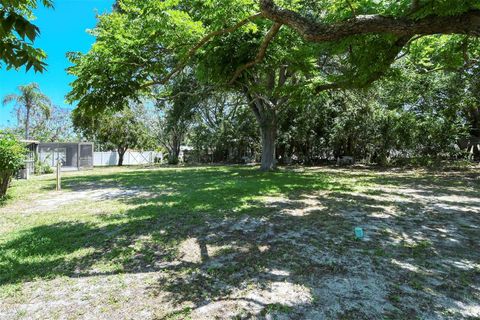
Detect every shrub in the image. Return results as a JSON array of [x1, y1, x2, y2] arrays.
[[34, 157, 54, 174], [0, 134, 26, 197], [41, 162, 54, 174]]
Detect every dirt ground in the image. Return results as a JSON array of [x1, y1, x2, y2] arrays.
[[0, 167, 479, 319]]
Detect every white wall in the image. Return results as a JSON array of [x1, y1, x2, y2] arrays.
[[94, 151, 162, 166]]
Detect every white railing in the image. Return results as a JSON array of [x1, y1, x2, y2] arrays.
[[93, 151, 162, 166]]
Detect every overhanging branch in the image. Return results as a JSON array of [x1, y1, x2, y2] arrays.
[[315, 36, 411, 93], [142, 12, 264, 88], [259, 0, 480, 42], [229, 22, 283, 85]]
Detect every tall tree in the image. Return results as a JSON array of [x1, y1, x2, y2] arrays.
[[72, 104, 153, 166], [156, 105, 193, 165], [67, 0, 480, 170], [2, 82, 51, 140], [191, 90, 258, 163], [155, 73, 200, 164], [33, 106, 78, 142]]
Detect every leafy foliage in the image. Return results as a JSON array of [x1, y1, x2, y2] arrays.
[[66, 0, 480, 167], [2, 82, 52, 140], [0, 0, 52, 72], [189, 91, 259, 163], [72, 104, 154, 165], [30, 106, 78, 142], [0, 133, 26, 196]]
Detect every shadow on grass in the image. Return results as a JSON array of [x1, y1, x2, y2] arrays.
[[1, 166, 479, 318], [0, 194, 11, 207], [0, 167, 351, 285]]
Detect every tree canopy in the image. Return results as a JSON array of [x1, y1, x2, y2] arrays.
[[72, 104, 154, 166], [67, 0, 480, 169]]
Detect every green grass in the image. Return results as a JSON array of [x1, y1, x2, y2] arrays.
[[0, 166, 356, 289], [1, 165, 478, 319]]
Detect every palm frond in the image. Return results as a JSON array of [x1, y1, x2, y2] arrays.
[[2, 94, 19, 106]]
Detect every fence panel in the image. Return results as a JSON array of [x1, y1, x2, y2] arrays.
[[94, 151, 161, 166]]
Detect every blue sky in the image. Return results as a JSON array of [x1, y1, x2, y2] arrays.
[[0, 0, 114, 127]]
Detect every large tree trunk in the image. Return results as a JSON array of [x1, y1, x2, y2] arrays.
[[259, 122, 276, 171], [168, 149, 180, 165], [117, 147, 127, 166], [243, 68, 290, 171], [168, 135, 181, 165], [163, 129, 183, 165], [0, 171, 12, 197], [245, 91, 278, 171]]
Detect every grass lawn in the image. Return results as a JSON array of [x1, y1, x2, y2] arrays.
[[0, 165, 479, 319]]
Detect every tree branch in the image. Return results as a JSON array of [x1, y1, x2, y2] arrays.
[[259, 0, 480, 42], [346, 0, 357, 18], [315, 36, 411, 93], [410, 0, 420, 12], [142, 12, 264, 88], [229, 23, 282, 85]]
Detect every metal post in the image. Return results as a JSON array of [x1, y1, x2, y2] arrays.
[[56, 160, 62, 191]]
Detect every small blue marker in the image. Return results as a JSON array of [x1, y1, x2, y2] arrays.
[[355, 227, 364, 239]]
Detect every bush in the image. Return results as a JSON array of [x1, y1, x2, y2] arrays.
[[34, 157, 54, 174], [0, 134, 26, 197], [41, 163, 54, 174]]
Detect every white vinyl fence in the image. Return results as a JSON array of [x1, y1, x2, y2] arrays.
[[94, 151, 162, 166]]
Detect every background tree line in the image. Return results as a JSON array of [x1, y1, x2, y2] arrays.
[[3, 60, 477, 167], [65, 0, 480, 169], [1, 0, 479, 170]]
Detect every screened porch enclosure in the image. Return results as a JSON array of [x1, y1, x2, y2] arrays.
[[38, 143, 94, 170]]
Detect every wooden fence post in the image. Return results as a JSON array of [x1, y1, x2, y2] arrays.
[[56, 160, 62, 191]]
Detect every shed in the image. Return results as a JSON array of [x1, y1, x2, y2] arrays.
[[19, 140, 39, 179], [38, 142, 94, 171]]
